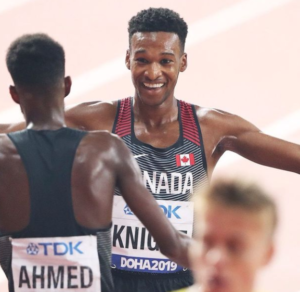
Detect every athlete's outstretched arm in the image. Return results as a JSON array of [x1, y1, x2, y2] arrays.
[[0, 122, 25, 133], [112, 135, 191, 268], [204, 109, 300, 174], [65, 101, 117, 131], [0, 101, 116, 134]]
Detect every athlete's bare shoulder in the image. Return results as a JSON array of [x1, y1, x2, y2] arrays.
[[194, 105, 258, 135], [193, 105, 260, 176], [78, 130, 129, 162], [65, 100, 119, 132], [0, 122, 25, 134], [80, 130, 119, 148], [0, 134, 18, 163], [195, 105, 234, 123]]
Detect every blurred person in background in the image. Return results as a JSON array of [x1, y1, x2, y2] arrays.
[[173, 179, 277, 292]]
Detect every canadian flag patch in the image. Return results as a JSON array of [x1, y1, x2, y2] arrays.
[[176, 154, 195, 167]]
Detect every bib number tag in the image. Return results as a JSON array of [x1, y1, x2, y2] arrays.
[[112, 197, 194, 273], [12, 235, 101, 291]]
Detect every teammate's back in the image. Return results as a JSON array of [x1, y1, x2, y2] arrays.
[[0, 128, 118, 291], [0, 127, 164, 233]]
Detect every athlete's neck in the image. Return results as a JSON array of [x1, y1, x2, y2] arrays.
[[22, 97, 66, 130], [26, 110, 66, 130], [133, 96, 178, 128]]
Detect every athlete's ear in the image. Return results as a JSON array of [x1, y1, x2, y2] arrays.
[[125, 50, 131, 70], [180, 53, 188, 72], [64, 76, 72, 97], [9, 85, 20, 104], [262, 242, 275, 267]]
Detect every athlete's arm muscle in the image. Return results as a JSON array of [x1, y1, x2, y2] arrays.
[[0, 101, 117, 133], [113, 136, 191, 268], [198, 107, 300, 175], [65, 101, 117, 132], [219, 116, 300, 173], [0, 122, 25, 133], [0, 103, 92, 134]]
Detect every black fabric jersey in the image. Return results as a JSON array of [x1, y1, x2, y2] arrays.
[[0, 128, 113, 292], [111, 98, 208, 292]]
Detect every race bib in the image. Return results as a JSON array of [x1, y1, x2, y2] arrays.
[[112, 197, 194, 273], [12, 235, 101, 292]]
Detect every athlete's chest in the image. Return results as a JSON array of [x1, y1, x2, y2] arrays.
[[113, 98, 208, 200], [133, 120, 179, 148], [122, 134, 205, 201]]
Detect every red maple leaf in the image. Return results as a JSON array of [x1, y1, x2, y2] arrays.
[[181, 156, 189, 163]]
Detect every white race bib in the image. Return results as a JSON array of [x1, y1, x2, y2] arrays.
[[112, 197, 193, 273], [12, 235, 101, 291]]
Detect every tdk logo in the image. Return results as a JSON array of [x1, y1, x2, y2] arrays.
[[160, 205, 181, 219], [27, 243, 39, 255], [124, 205, 134, 215], [32, 242, 84, 256], [124, 204, 181, 219]]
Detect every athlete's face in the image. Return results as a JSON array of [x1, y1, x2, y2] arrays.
[[190, 203, 274, 292], [126, 32, 187, 107]]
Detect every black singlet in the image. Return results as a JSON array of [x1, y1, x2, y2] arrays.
[[0, 128, 113, 292]]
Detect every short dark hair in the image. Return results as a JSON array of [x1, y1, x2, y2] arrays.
[[128, 8, 188, 51], [6, 33, 65, 87], [195, 179, 278, 237]]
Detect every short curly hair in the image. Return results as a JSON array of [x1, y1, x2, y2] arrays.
[[128, 8, 188, 51], [6, 33, 65, 87]]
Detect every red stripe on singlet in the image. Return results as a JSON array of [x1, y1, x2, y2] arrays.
[[180, 100, 201, 146], [115, 97, 131, 137]]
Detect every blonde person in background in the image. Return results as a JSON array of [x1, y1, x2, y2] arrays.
[[173, 179, 277, 292]]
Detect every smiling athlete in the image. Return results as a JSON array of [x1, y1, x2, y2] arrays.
[[1, 7, 300, 292]]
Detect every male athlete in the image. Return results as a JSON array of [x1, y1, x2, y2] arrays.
[[173, 179, 277, 292], [0, 33, 191, 292], [1, 7, 299, 292]]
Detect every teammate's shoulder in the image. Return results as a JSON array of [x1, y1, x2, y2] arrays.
[[0, 134, 7, 151], [0, 121, 26, 133], [195, 106, 258, 137], [66, 100, 118, 115], [82, 131, 129, 164], [178, 100, 229, 123], [194, 106, 235, 123], [84, 130, 123, 146], [0, 134, 18, 158], [0, 133, 13, 143], [65, 100, 119, 131]]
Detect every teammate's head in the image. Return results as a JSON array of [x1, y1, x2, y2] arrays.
[[128, 8, 188, 52], [126, 8, 188, 106], [6, 33, 65, 88], [6, 33, 71, 108], [191, 179, 277, 292]]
